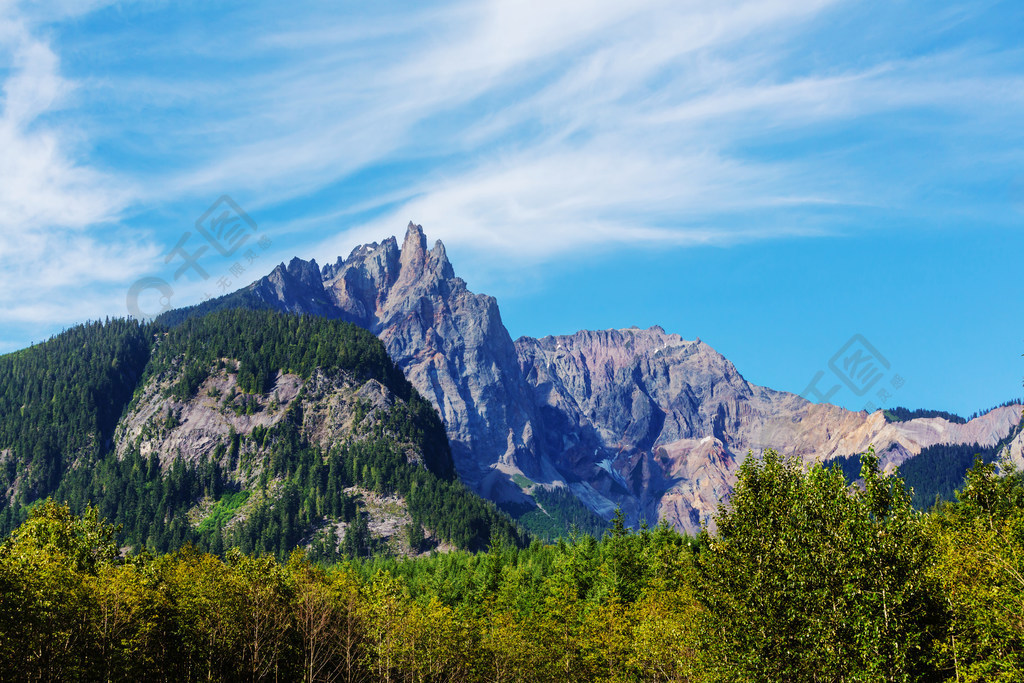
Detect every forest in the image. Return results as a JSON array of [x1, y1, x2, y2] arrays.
[[883, 407, 967, 424], [882, 401, 1023, 426], [830, 417, 1023, 510], [1, 312, 1023, 680], [0, 311, 522, 555], [1, 449, 1021, 681]]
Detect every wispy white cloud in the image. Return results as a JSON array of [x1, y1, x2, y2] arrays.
[[109, 0, 852, 211], [0, 1, 153, 339], [154, 0, 1019, 267], [323, 144, 833, 261], [297, 0, 886, 260], [1, 0, 1022, 350], [0, 19, 126, 231]]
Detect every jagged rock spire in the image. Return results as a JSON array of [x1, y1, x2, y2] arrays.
[[400, 222, 427, 269]]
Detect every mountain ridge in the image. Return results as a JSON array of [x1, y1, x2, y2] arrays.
[[0, 309, 523, 555], [157, 222, 1023, 533]]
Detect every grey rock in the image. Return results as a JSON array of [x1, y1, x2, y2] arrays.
[[322, 223, 551, 502], [201, 222, 1024, 534], [517, 326, 1023, 532], [250, 256, 341, 318]]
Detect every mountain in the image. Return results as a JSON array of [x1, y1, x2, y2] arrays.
[[157, 223, 1024, 534], [0, 310, 522, 557], [518, 327, 1023, 528], [319, 227, 558, 503]]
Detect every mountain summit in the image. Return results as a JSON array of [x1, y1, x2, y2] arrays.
[[317, 223, 552, 505], [166, 223, 1024, 533]]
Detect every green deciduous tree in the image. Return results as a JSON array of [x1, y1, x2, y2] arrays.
[[696, 448, 946, 682], [930, 457, 1024, 681]]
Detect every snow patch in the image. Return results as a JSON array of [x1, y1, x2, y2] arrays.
[[596, 458, 630, 492]]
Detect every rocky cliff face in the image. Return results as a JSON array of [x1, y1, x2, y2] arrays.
[[253, 224, 556, 504], [517, 326, 1022, 531], [1003, 424, 1024, 470], [250, 257, 340, 318], [515, 327, 758, 527], [321, 225, 561, 502], [225, 223, 1023, 534], [116, 362, 413, 474]]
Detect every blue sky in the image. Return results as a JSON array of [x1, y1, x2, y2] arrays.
[[0, 0, 1021, 416]]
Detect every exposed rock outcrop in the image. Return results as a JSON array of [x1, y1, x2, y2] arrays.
[[316, 224, 558, 503], [517, 326, 1023, 531], [215, 223, 1023, 534], [116, 362, 422, 475], [251, 257, 340, 318], [115, 365, 303, 467]]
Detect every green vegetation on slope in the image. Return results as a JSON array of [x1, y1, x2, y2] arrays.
[[0, 319, 151, 519], [3, 451, 1023, 681], [152, 308, 404, 400], [517, 486, 609, 541], [0, 311, 523, 557], [883, 406, 967, 424], [900, 442, 1003, 509], [150, 285, 277, 328], [196, 490, 250, 535]]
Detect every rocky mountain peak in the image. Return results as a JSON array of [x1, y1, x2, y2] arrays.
[[197, 221, 1024, 536], [398, 222, 428, 273], [321, 256, 343, 280], [251, 223, 546, 498], [286, 256, 322, 289], [429, 239, 456, 280], [252, 256, 337, 318]]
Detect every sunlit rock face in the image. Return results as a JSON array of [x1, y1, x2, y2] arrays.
[[236, 223, 1024, 534]]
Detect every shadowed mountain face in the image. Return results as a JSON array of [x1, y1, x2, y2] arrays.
[[318, 226, 555, 505], [252, 256, 340, 318], [203, 223, 1022, 533]]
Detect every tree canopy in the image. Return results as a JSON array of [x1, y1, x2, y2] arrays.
[[1, 450, 1022, 681]]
